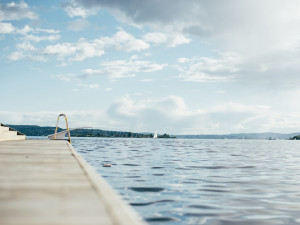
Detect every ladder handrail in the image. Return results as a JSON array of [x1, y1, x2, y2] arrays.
[[54, 114, 71, 143]]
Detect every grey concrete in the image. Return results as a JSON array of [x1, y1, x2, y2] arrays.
[[0, 124, 26, 142]]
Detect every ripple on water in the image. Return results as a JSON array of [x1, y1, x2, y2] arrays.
[[123, 163, 140, 166], [145, 217, 177, 222], [199, 188, 230, 193], [125, 176, 141, 178], [184, 212, 221, 217], [175, 167, 192, 170], [187, 204, 219, 210], [129, 187, 165, 192], [131, 199, 175, 206], [72, 138, 300, 225], [188, 166, 230, 169]]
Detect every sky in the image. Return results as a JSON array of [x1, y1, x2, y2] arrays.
[[1, 0, 300, 134]]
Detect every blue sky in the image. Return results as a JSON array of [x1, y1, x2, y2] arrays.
[[2, 0, 300, 134]]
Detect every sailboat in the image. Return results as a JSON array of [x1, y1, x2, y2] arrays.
[[153, 131, 158, 139]]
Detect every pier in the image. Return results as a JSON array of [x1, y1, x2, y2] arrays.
[[0, 139, 146, 225]]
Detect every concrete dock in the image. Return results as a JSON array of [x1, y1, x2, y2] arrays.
[[0, 140, 146, 225]]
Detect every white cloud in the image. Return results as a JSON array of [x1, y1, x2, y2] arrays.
[[1, 23, 61, 44], [62, 0, 100, 18], [178, 52, 241, 82], [166, 32, 191, 47], [35, 28, 60, 34], [8, 51, 24, 61], [177, 57, 189, 63], [106, 95, 287, 134], [16, 41, 35, 51], [81, 59, 167, 79], [215, 90, 226, 94], [2, 97, 300, 134], [42, 40, 105, 61], [16, 24, 33, 34], [143, 32, 167, 44], [69, 0, 300, 52], [78, 83, 99, 89], [143, 31, 190, 47], [16, 25, 60, 35], [8, 49, 47, 61], [65, 0, 300, 87], [11, 30, 149, 62], [53, 73, 78, 82], [23, 34, 61, 42], [0, 22, 15, 33], [108, 30, 150, 52], [67, 19, 89, 31], [0, 110, 111, 129], [0, 1, 37, 22]]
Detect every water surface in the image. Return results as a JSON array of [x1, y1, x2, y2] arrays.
[[72, 138, 300, 225]]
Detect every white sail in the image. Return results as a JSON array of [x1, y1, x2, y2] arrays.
[[153, 132, 158, 139]]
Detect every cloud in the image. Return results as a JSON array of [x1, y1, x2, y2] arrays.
[[16, 25, 60, 35], [106, 95, 293, 134], [0, 110, 111, 129], [53, 59, 166, 83], [67, 1, 300, 52], [65, 0, 300, 87], [176, 50, 300, 89], [67, 19, 89, 31], [143, 32, 167, 45], [143, 31, 190, 47], [81, 59, 167, 79], [178, 52, 241, 82], [16, 24, 33, 34], [177, 57, 189, 63], [35, 28, 60, 34], [62, 0, 100, 18], [42, 39, 105, 61], [2, 96, 300, 134], [8, 51, 24, 61], [106, 30, 150, 52], [0, 1, 37, 22], [23, 34, 61, 42], [10, 30, 149, 62], [16, 41, 35, 51], [0, 22, 15, 33], [8, 41, 47, 61], [53, 73, 78, 82], [1, 23, 61, 43], [78, 83, 99, 89]]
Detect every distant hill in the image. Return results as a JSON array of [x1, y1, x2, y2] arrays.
[[176, 132, 300, 140], [7, 125, 158, 138], [6, 124, 300, 139], [7, 125, 63, 137]]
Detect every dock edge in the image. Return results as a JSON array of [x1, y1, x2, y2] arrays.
[[66, 142, 147, 225]]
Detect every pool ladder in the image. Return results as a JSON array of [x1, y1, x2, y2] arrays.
[[54, 114, 71, 143]]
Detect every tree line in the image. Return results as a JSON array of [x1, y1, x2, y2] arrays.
[[7, 125, 173, 138]]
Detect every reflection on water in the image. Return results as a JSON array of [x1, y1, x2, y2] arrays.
[[72, 138, 300, 225]]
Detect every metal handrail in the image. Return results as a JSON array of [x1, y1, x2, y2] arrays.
[[54, 114, 71, 143]]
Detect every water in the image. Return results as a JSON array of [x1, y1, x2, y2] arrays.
[[71, 138, 300, 225]]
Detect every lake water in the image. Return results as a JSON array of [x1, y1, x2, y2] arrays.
[[71, 138, 300, 225]]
